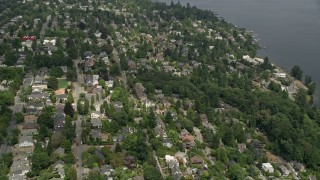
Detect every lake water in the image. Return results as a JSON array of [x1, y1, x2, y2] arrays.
[[157, 0, 320, 102]]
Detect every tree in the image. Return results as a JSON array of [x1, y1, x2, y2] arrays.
[[51, 132, 63, 148], [307, 82, 316, 95], [91, 95, 95, 105], [144, 163, 162, 180], [0, 90, 14, 106], [4, 51, 17, 66], [222, 126, 235, 147], [14, 112, 24, 124], [120, 53, 128, 70], [227, 163, 247, 180], [103, 44, 114, 55], [164, 113, 173, 124], [67, 91, 74, 103], [101, 146, 112, 163], [305, 75, 313, 85], [64, 152, 75, 164], [61, 139, 72, 152], [291, 65, 303, 80], [47, 77, 58, 90], [261, 57, 272, 70], [115, 143, 122, 153], [109, 153, 124, 168], [86, 171, 103, 180], [63, 115, 75, 141], [84, 99, 89, 115], [295, 89, 308, 109], [64, 102, 75, 118], [109, 64, 120, 76], [37, 112, 54, 128], [66, 69, 77, 82], [31, 151, 51, 175], [65, 166, 77, 180], [78, 22, 86, 30], [50, 66, 64, 78]]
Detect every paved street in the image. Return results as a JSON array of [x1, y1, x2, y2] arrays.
[[73, 59, 84, 179], [112, 48, 128, 90], [40, 15, 51, 38]]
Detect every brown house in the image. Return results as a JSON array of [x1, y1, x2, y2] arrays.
[[24, 115, 37, 123], [191, 156, 204, 165], [180, 129, 195, 142]]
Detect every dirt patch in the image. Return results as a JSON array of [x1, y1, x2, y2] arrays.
[[266, 151, 287, 164]]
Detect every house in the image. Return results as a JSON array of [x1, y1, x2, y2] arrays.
[[90, 129, 101, 139], [274, 72, 286, 78], [122, 127, 134, 134], [133, 176, 144, 180], [128, 60, 137, 73], [93, 75, 99, 86], [184, 141, 196, 149], [85, 75, 93, 87], [21, 40, 33, 49], [165, 155, 182, 180], [26, 102, 45, 111], [190, 156, 204, 165], [54, 147, 65, 157], [91, 111, 101, 119], [154, 126, 167, 138], [24, 115, 37, 123], [57, 94, 67, 102], [279, 165, 290, 176], [246, 133, 252, 143], [84, 51, 93, 59], [112, 134, 124, 142], [18, 135, 34, 147], [180, 129, 194, 142], [199, 114, 208, 124], [237, 143, 247, 153], [94, 148, 105, 163], [54, 113, 65, 132], [293, 162, 305, 172], [142, 99, 155, 108], [112, 101, 123, 111], [28, 92, 49, 101], [21, 123, 38, 136], [171, 165, 182, 180], [160, 97, 171, 108], [100, 164, 114, 176], [163, 138, 173, 148], [102, 56, 110, 65], [9, 157, 30, 179], [262, 163, 274, 173], [106, 80, 114, 88], [53, 161, 65, 179], [43, 38, 57, 46], [94, 31, 102, 38], [100, 133, 109, 142], [135, 83, 147, 101], [60, 66, 67, 73], [124, 156, 136, 169], [91, 118, 102, 129]]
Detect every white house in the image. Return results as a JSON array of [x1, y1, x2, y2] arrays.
[[274, 72, 287, 78], [43, 39, 56, 46], [262, 163, 274, 173]]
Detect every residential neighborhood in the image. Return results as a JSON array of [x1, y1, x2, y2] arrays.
[[0, 0, 319, 179]]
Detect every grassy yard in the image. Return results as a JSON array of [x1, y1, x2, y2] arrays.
[[58, 79, 68, 89]]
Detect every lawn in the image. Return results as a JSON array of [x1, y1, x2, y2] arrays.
[[58, 79, 68, 89]]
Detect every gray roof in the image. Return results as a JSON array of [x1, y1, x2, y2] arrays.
[[90, 129, 100, 139], [91, 118, 102, 128], [54, 113, 65, 131]]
